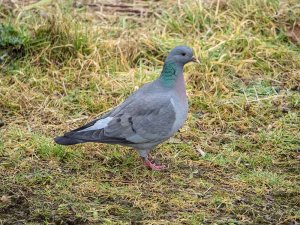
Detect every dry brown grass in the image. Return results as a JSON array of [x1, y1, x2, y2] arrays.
[[0, 0, 300, 224]]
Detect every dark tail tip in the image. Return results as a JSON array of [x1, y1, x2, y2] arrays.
[[54, 136, 82, 145]]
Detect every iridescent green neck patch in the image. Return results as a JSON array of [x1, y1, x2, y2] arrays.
[[159, 61, 178, 87]]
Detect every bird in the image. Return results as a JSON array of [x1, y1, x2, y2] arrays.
[[54, 46, 196, 170]]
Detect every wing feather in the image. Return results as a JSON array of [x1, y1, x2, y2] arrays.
[[64, 95, 176, 145]]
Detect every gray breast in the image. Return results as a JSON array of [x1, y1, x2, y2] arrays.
[[170, 96, 188, 134]]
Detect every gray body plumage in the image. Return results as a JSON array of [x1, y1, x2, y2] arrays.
[[55, 46, 194, 158]]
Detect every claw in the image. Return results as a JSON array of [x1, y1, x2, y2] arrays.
[[143, 159, 166, 171]]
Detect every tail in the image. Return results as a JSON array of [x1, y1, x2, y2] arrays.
[[54, 136, 84, 145]]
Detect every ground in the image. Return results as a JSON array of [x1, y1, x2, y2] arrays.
[[0, 0, 300, 224]]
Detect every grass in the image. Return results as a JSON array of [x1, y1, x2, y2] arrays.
[[0, 0, 300, 224]]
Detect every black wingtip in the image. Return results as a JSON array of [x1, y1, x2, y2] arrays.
[[54, 136, 83, 145]]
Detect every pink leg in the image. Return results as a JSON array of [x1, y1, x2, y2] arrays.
[[143, 158, 166, 171]]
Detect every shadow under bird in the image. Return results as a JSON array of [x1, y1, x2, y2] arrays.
[[54, 46, 197, 170]]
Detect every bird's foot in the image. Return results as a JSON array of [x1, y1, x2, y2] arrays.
[[143, 159, 166, 171]]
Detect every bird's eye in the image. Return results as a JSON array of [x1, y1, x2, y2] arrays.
[[181, 53, 186, 56]]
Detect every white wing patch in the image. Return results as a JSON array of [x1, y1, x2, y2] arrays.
[[170, 98, 175, 108], [79, 117, 113, 132]]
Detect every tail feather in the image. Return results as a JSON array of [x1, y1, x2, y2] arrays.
[[54, 136, 84, 145]]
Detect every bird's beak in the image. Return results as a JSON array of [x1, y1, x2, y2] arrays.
[[191, 56, 200, 63]]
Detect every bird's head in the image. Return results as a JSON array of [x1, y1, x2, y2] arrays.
[[165, 46, 197, 65]]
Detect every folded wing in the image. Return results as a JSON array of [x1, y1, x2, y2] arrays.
[[63, 95, 176, 145]]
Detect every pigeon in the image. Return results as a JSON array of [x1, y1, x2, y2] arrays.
[[54, 46, 196, 170]]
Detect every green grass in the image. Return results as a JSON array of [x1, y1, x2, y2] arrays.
[[1, 0, 300, 224]]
